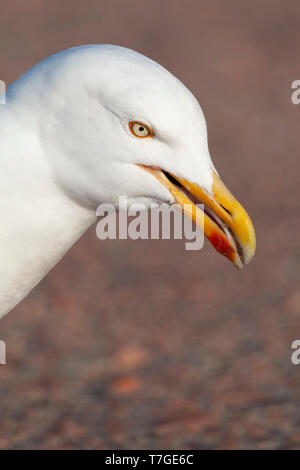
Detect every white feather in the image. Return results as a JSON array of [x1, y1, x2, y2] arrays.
[[0, 45, 214, 317]]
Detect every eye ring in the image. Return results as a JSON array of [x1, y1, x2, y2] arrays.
[[129, 121, 154, 138]]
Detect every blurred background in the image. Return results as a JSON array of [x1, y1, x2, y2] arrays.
[[0, 0, 300, 450]]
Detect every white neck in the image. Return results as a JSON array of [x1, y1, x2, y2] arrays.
[[0, 106, 96, 318]]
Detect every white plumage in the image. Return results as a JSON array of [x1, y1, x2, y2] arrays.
[[0, 45, 255, 318]]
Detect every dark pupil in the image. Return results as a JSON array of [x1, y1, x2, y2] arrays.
[[139, 126, 144, 132]]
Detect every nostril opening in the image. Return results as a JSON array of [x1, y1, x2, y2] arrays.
[[220, 204, 232, 216]]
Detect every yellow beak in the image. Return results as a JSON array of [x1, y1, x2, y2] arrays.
[[139, 165, 256, 269]]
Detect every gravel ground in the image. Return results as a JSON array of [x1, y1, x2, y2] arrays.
[[0, 0, 300, 449]]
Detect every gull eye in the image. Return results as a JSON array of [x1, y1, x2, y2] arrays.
[[129, 121, 153, 138]]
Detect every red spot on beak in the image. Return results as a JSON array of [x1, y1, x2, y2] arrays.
[[209, 232, 235, 261]]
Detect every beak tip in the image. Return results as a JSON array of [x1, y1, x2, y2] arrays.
[[234, 258, 244, 270]]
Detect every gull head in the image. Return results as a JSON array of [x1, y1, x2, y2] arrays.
[[10, 45, 256, 268]]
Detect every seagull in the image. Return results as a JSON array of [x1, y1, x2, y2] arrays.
[[0, 45, 256, 319]]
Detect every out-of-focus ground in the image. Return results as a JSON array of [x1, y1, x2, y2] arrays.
[[1, 0, 300, 450]]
